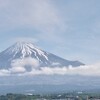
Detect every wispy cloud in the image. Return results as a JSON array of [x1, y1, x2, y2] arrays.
[[13, 37, 39, 44], [0, 0, 67, 47], [0, 0, 66, 34]]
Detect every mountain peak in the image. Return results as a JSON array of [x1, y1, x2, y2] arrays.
[[6, 41, 47, 58], [0, 42, 84, 69], [14, 41, 36, 49]]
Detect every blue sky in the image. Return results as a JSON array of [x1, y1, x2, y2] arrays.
[[0, 0, 100, 64]]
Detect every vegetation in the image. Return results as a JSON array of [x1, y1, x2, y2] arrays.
[[0, 92, 100, 100]]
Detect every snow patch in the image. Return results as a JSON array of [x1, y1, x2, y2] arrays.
[[6, 42, 49, 61], [52, 62, 60, 66]]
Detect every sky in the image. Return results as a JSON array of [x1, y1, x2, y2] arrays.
[[0, 0, 100, 64]]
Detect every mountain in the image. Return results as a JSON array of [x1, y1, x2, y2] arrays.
[[0, 42, 84, 69]]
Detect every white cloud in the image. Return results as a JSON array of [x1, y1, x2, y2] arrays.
[[0, 59, 100, 76], [21, 63, 100, 76], [11, 57, 39, 68], [9, 57, 39, 74], [9, 67, 26, 73], [0, 69, 10, 76]]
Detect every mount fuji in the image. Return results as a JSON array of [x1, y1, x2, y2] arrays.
[[0, 42, 98, 94], [0, 42, 84, 70]]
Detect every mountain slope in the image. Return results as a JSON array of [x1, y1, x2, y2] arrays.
[[0, 42, 84, 69]]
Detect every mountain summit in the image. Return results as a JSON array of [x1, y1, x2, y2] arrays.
[[0, 42, 84, 69]]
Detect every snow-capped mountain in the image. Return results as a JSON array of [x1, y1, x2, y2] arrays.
[[0, 42, 84, 69]]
